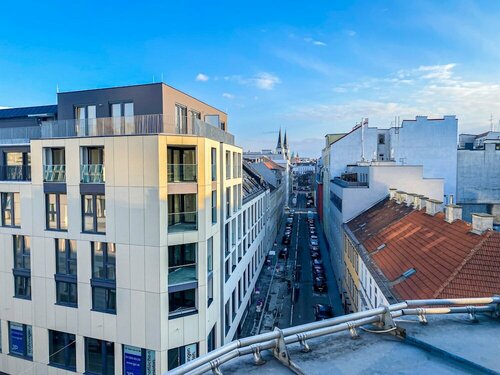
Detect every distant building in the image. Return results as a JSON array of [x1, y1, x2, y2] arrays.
[[344, 191, 499, 313], [457, 131, 500, 228], [292, 159, 316, 175]]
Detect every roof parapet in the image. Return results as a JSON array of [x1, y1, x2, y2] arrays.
[[426, 199, 443, 216], [471, 213, 494, 235]]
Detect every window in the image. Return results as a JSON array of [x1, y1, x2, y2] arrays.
[[82, 194, 106, 233], [226, 188, 231, 218], [211, 190, 217, 224], [91, 242, 116, 313], [2, 151, 30, 181], [9, 322, 32, 360], [168, 343, 198, 371], [207, 237, 213, 274], [43, 147, 66, 182], [167, 147, 197, 182], [168, 194, 197, 232], [123, 345, 156, 375], [168, 243, 197, 285], [225, 151, 231, 179], [85, 338, 114, 375], [46, 193, 67, 230], [175, 104, 188, 134], [2, 192, 20, 227], [55, 239, 77, 307], [13, 235, 30, 299], [81, 146, 105, 183], [378, 134, 385, 145], [211, 148, 217, 181], [111, 102, 134, 134], [207, 275, 213, 307], [169, 289, 196, 316], [49, 330, 76, 371], [207, 326, 216, 353]]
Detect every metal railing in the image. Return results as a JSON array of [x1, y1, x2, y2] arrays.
[[40, 114, 235, 144], [0, 165, 31, 181], [43, 164, 66, 182], [168, 296, 500, 375], [332, 177, 368, 188], [167, 164, 197, 183], [80, 164, 105, 183]]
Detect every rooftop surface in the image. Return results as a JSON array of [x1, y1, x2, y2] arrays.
[[219, 313, 500, 374], [0, 104, 57, 119], [346, 198, 500, 300]]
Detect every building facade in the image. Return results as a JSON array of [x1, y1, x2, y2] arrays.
[[0, 83, 246, 374]]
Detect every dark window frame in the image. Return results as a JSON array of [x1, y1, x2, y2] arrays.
[[13, 235, 31, 299], [82, 193, 106, 234], [55, 239, 78, 307], [85, 337, 114, 375], [49, 330, 76, 371], [8, 322, 32, 360], [1, 192, 20, 227], [46, 193, 67, 231], [91, 242, 116, 314]]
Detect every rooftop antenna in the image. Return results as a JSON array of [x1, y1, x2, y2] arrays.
[[153, 75, 155, 83], [56, 84, 59, 93], [490, 113, 494, 131]]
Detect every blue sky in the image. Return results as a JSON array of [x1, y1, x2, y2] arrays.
[[1, 0, 500, 156]]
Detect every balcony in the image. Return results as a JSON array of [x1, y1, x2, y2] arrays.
[[0, 126, 40, 145], [168, 264, 197, 285], [81, 164, 105, 183], [43, 165, 66, 182], [0, 165, 31, 181], [168, 211, 197, 232], [167, 164, 197, 183], [40, 114, 235, 144]]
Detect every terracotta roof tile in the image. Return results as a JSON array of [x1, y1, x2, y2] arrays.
[[349, 199, 500, 300]]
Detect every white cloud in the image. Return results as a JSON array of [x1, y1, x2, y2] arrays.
[[222, 93, 234, 99], [195, 73, 209, 82], [304, 37, 327, 46], [345, 29, 356, 37], [275, 49, 334, 76], [0, 106, 10, 109], [224, 72, 281, 90]]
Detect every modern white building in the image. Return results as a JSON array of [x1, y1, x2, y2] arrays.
[[0, 83, 248, 374], [457, 131, 500, 227]]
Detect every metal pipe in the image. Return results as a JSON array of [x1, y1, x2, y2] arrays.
[[405, 297, 500, 307], [402, 305, 495, 315]]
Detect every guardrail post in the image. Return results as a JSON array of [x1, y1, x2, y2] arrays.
[[297, 333, 311, 353], [466, 306, 479, 323], [346, 321, 359, 339], [210, 359, 223, 375], [416, 308, 428, 325], [252, 345, 266, 365], [273, 328, 305, 375]]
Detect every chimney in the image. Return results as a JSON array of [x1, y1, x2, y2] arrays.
[[414, 194, 424, 209], [445, 204, 462, 223], [396, 191, 406, 204], [419, 196, 428, 211], [471, 213, 494, 234], [406, 193, 416, 207], [426, 199, 443, 216], [389, 188, 397, 200]]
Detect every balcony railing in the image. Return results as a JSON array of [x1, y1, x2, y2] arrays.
[[0, 165, 31, 181], [43, 164, 66, 182], [0, 126, 40, 145], [167, 164, 197, 183], [332, 177, 368, 188], [168, 211, 197, 232], [40, 114, 235, 144], [81, 164, 105, 183], [168, 264, 197, 285]]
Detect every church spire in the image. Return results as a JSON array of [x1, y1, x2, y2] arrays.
[[284, 130, 288, 149], [276, 128, 283, 151]]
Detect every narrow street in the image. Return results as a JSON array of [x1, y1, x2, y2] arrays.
[[240, 187, 343, 338]]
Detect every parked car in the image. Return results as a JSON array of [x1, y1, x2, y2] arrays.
[[279, 248, 288, 259], [310, 245, 320, 251], [313, 259, 323, 266], [311, 251, 321, 259], [310, 235, 318, 241], [314, 304, 334, 320], [313, 277, 328, 293], [310, 239, 319, 246], [282, 235, 290, 245]]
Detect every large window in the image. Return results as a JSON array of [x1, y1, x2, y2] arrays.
[[43, 147, 66, 182], [175, 104, 188, 134], [211, 190, 217, 224], [168, 243, 197, 285], [169, 289, 196, 317], [211, 147, 217, 181], [226, 188, 231, 218], [46, 193, 67, 231], [225, 151, 231, 179], [168, 194, 197, 232], [55, 239, 77, 307], [2, 151, 30, 181], [81, 146, 105, 183], [82, 194, 106, 233], [49, 330, 76, 371], [168, 343, 198, 371], [1, 192, 20, 227], [9, 322, 32, 360], [167, 147, 197, 182], [122, 345, 156, 375], [13, 235, 30, 299], [85, 338, 114, 375], [91, 242, 116, 314]]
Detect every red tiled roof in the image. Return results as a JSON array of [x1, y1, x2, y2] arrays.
[[262, 158, 285, 170], [349, 200, 500, 300]]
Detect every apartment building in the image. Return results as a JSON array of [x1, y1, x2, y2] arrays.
[[0, 83, 243, 374], [344, 190, 499, 312]]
